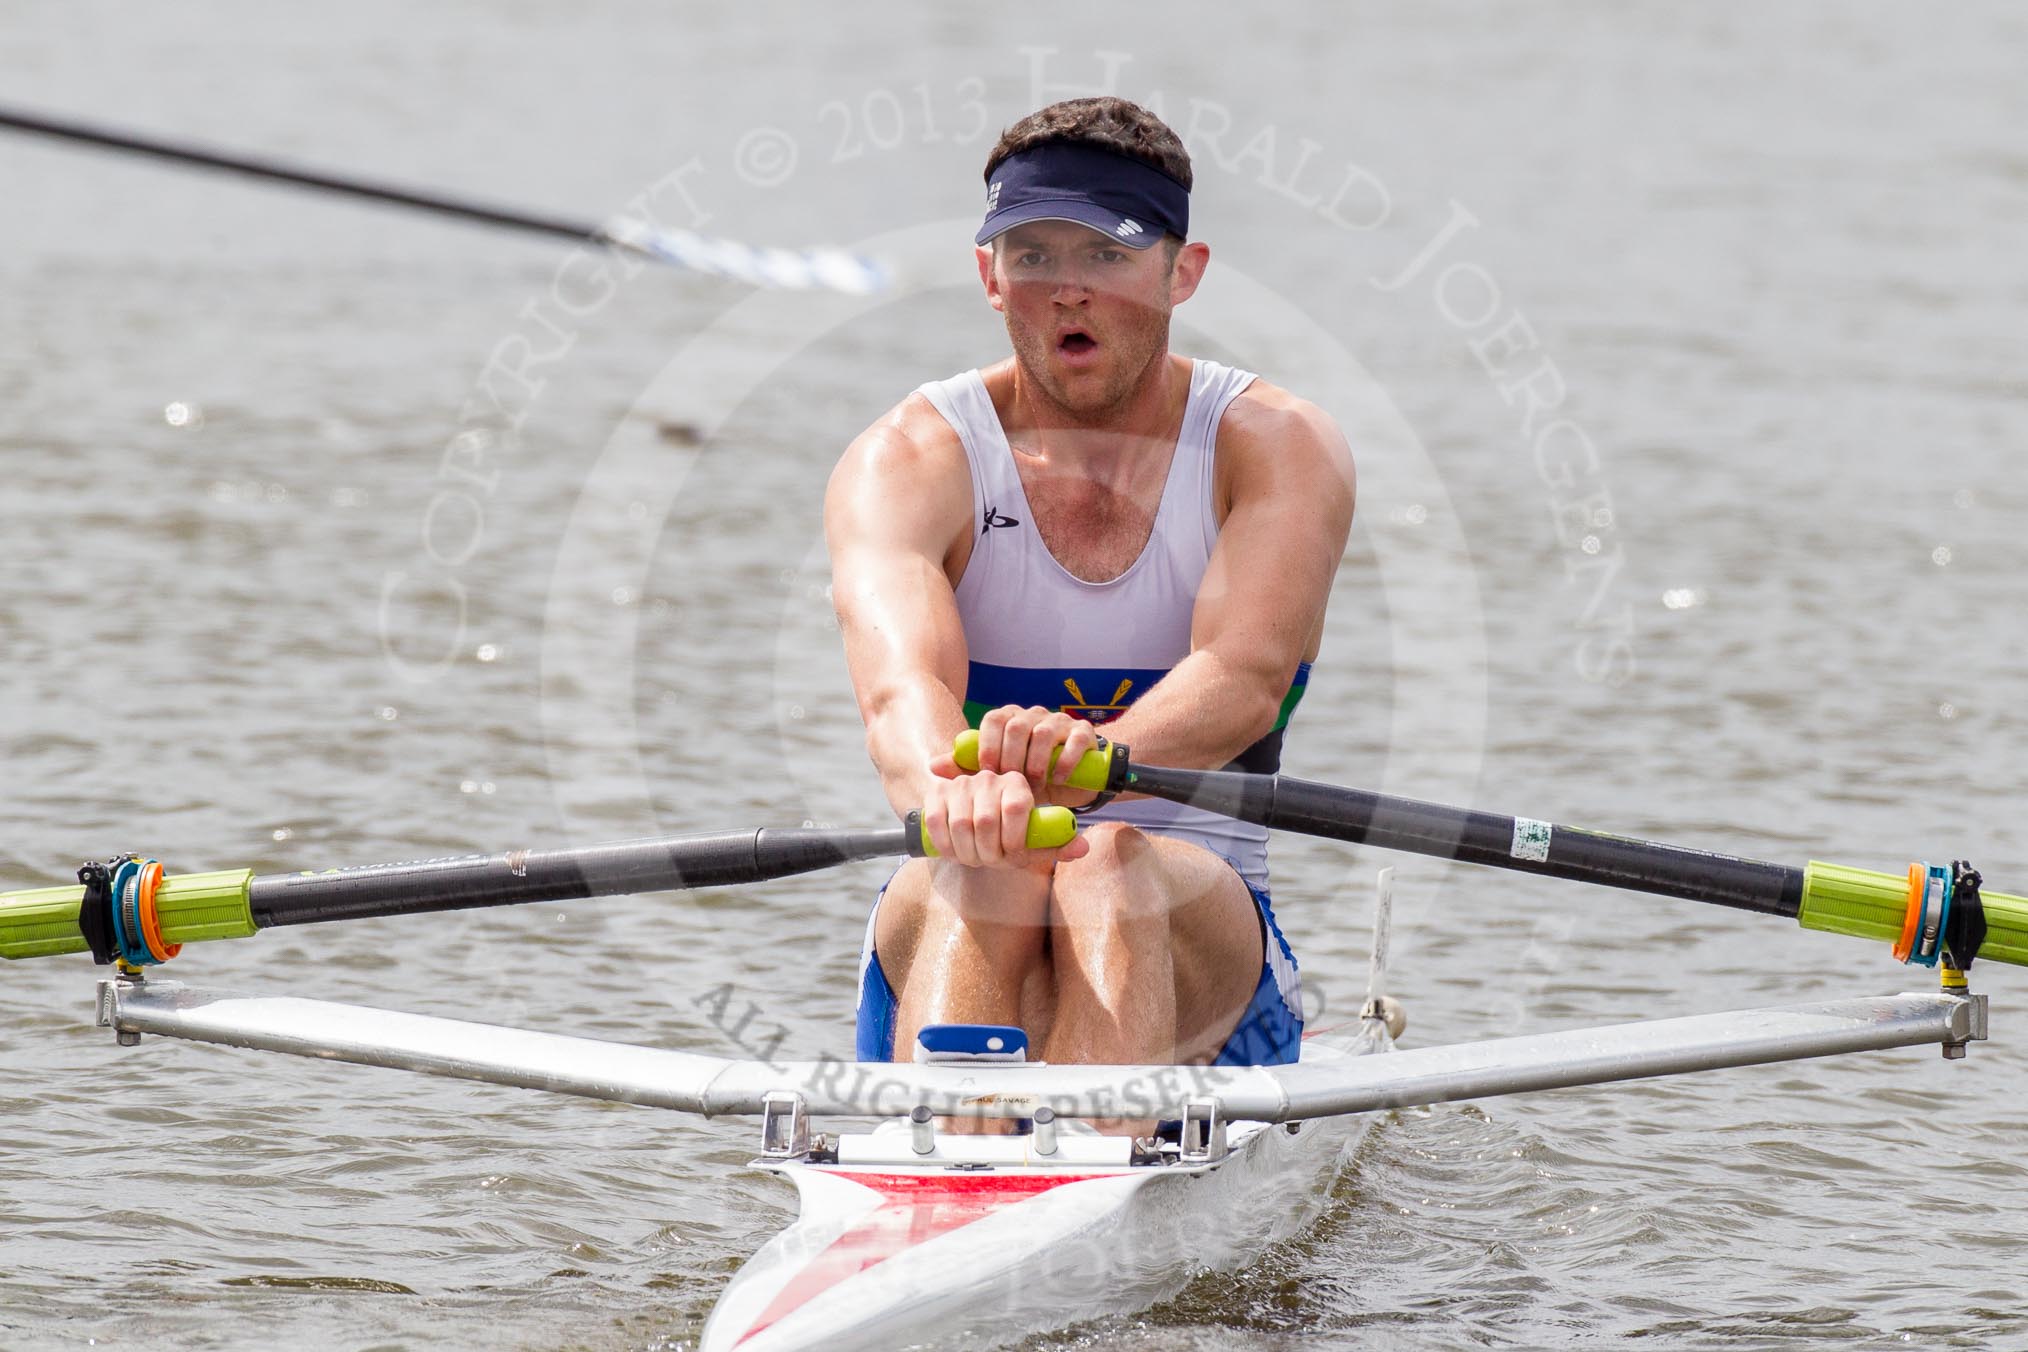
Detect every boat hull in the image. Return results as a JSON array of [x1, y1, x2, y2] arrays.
[[701, 1025, 1386, 1351]]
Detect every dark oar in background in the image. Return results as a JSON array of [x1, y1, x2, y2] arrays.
[[0, 102, 887, 293]]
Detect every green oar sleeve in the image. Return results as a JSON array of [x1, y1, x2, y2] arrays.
[[0, 883, 95, 960], [1799, 862, 2028, 968], [158, 870, 260, 945], [0, 870, 254, 961]]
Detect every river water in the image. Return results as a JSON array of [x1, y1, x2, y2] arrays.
[[3, 4, 2026, 1349]]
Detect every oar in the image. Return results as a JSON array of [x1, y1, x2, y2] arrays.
[[0, 103, 886, 294], [953, 731, 2027, 973], [0, 808, 1074, 965]]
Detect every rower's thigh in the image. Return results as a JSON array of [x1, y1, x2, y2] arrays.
[[1052, 826, 1263, 1029], [1138, 836, 1264, 1023]]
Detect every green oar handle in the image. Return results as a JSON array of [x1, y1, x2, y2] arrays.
[[910, 805, 1078, 856], [950, 730, 1114, 792]]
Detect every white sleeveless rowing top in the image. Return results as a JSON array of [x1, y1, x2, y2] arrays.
[[915, 358, 1311, 891]]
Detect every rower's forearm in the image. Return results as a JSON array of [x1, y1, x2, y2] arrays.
[[862, 679, 968, 815], [1103, 649, 1289, 770]]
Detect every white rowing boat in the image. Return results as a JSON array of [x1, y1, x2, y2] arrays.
[[699, 1019, 1388, 1351]]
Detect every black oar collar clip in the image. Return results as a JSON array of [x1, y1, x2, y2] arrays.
[[1944, 860, 1987, 970], [75, 855, 131, 966], [1072, 738, 1133, 814]]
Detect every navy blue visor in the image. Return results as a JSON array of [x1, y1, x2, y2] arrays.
[[976, 142, 1189, 251]]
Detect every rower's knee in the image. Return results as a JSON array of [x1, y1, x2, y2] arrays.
[[1052, 823, 1168, 932], [1057, 821, 1153, 881]]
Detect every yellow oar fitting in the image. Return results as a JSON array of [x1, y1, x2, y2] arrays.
[[912, 806, 1077, 856]]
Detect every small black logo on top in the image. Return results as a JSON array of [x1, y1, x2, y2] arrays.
[[981, 506, 1021, 535]]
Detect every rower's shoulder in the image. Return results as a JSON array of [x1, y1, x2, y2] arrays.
[[827, 387, 974, 543], [838, 364, 1018, 480], [1217, 378, 1355, 481], [843, 388, 964, 470]]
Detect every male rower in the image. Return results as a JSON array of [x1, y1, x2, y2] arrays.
[[827, 98, 1355, 1084]]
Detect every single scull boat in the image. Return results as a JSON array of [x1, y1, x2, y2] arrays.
[[2, 740, 2014, 1347]]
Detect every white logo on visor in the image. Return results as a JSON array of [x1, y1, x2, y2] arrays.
[[1115, 218, 1141, 238], [986, 181, 1002, 209]]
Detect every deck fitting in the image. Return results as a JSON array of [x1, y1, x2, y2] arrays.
[[1179, 1097, 1227, 1162], [760, 1091, 809, 1158], [1031, 1105, 1058, 1156]]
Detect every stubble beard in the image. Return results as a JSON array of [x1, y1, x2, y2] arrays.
[[1006, 303, 1173, 423]]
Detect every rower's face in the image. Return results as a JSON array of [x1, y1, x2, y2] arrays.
[[978, 221, 1207, 416]]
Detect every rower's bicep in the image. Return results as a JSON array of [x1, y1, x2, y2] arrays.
[[1192, 405, 1355, 679], [825, 427, 973, 708]]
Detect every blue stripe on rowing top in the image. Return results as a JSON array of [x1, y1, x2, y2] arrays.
[[963, 661, 1169, 727], [963, 661, 1309, 725], [963, 660, 1311, 775]]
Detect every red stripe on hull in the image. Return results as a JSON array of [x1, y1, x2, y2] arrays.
[[739, 1170, 1116, 1345]]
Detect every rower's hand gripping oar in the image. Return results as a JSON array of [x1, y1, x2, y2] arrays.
[[0, 808, 1076, 965], [953, 730, 2028, 975]]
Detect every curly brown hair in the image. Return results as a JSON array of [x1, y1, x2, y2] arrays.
[[984, 97, 1192, 189]]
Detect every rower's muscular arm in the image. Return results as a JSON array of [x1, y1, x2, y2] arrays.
[[1103, 383, 1355, 768], [825, 399, 974, 817]]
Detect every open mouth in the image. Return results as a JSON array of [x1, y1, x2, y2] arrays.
[[1056, 329, 1097, 357]]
